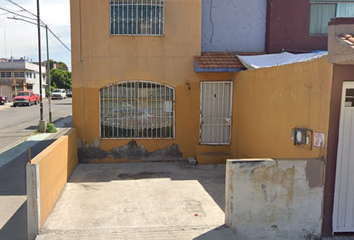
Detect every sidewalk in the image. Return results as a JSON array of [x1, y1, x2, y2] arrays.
[[37, 162, 235, 240], [0, 116, 72, 240]]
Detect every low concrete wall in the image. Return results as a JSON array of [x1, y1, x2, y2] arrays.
[[27, 128, 78, 240], [225, 158, 325, 240]]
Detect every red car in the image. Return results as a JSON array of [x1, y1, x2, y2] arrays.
[[13, 91, 40, 107], [0, 95, 7, 105]]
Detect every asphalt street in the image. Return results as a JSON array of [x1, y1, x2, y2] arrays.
[[0, 98, 72, 153]]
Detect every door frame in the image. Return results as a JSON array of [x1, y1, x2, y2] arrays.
[[332, 82, 354, 233], [322, 78, 354, 236], [199, 81, 233, 145]]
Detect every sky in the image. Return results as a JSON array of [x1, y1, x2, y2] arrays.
[[0, 0, 71, 70]]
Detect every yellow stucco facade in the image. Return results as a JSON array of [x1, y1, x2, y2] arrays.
[[232, 58, 332, 159], [30, 128, 78, 227], [71, 0, 333, 164]]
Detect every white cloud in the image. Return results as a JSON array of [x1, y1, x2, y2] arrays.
[[0, 0, 71, 69]]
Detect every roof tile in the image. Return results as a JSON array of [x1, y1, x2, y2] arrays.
[[194, 52, 263, 69]]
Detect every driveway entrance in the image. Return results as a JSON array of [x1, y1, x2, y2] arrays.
[[37, 163, 235, 239]]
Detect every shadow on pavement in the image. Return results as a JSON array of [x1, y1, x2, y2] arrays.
[[25, 126, 38, 130], [193, 225, 236, 240], [0, 139, 56, 240], [0, 139, 55, 196], [53, 103, 72, 106], [0, 201, 28, 240], [53, 116, 72, 128]]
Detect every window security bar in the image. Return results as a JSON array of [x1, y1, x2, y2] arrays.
[[100, 81, 175, 139], [110, 0, 165, 36]]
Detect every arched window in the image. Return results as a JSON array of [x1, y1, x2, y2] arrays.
[[100, 81, 175, 139]]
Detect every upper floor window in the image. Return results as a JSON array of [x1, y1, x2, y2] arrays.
[[0, 71, 11, 78], [100, 81, 174, 139], [110, 0, 164, 36], [310, 0, 354, 35], [14, 72, 25, 78]]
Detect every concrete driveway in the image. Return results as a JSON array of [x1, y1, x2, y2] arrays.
[[37, 162, 236, 239]]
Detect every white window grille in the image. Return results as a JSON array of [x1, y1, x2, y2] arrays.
[[110, 0, 164, 36], [100, 81, 175, 139], [0, 72, 11, 78], [14, 72, 25, 78], [310, 0, 354, 35]]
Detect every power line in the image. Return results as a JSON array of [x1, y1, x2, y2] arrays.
[[0, 9, 23, 16], [47, 28, 71, 52], [5, 0, 42, 23], [0, 6, 35, 20], [2, 14, 71, 53]]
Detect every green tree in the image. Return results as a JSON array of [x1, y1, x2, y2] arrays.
[[48, 60, 69, 71], [50, 68, 72, 89]]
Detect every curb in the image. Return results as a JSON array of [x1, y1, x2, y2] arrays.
[[0, 117, 72, 169]]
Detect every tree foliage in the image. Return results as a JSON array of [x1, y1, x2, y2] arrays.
[[48, 60, 71, 90], [48, 60, 69, 71], [50, 68, 72, 90]]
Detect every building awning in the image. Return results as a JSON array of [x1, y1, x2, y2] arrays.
[[194, 52, 263, 73], [237, 51, 327, 70]]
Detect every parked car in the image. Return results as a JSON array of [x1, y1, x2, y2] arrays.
[[67, 89, 72, 97], [52, 89, 67, 100], [13, 91, 40, 107], [0, 95, 8, 105]]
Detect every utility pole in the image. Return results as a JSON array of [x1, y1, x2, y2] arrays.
[[7, 16, 53, 124], [46, 25, 52, 123], [37, 0, 45, 132]]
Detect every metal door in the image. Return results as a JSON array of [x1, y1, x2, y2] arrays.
[[333, 82, 354, 232], [200, 82, 232, 145]]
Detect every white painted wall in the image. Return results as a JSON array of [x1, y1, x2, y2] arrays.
[[202, 0, 267, 52], [0, 61, 46, 98], [225, 159, 324, 240]]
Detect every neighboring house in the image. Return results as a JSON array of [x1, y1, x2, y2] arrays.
[[201, 0, 267, 52], [0, 57, 46, 100], [322, 17, 354, 236], [266, 0, 354, 53]]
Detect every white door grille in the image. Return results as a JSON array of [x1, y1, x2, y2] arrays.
[[333, 82, 354, 232], [100, 81, 175, 139], [200, 81, 233, 145]]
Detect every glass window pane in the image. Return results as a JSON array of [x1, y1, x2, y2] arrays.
[[336, 3, 354, 17], [345, 88, 354, 107], [309, 4, 336, 35]]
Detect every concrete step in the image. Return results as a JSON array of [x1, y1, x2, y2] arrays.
[[36, 225, 236, 240]]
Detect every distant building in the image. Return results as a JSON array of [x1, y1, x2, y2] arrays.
[[0, 57, 46, 101]]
